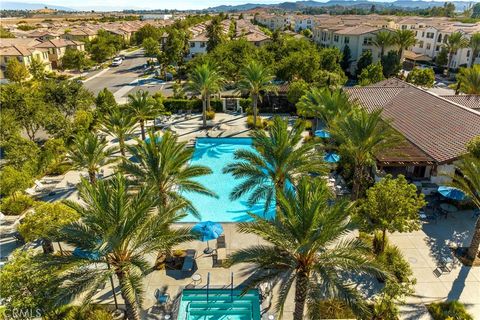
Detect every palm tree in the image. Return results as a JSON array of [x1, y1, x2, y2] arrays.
[[67, 132, 117, 184], [227, 177, 386, 320], [120, 130, 215, 215], [444, 32, 469, 75], [373, 30, 394, 57], [237, 60, 275, 130], [49, 174, 193, 320], [469, 33, 480, 68], [394, 29, 417, 62], [331, 108, 402, 200], [457, 65, 480, 94], [297, 88, 354, 128], [187, 63, 224, 128], [223, 117, 327, 214], [449, 156, 480, 261], [127, 90, 158, 140], [100, 108, 137, 157]]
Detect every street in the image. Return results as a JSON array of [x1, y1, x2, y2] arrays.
[[83, 49, 149, 96]]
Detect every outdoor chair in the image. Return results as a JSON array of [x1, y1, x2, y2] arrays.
[[154, 289, 170, 305], [181, 249, 196, 273], [216, 234, 226, 249]]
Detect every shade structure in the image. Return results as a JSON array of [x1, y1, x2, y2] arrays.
[[324, 152, 340, 163], [437, 186, 466, 201], [73, 248, 101, 261], [192, 221, 224, 242], [314, 129, 331, 138], [144, 135, 162, 144]]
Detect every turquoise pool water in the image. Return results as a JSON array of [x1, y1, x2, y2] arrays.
[[177, 289, 261, 320], [181, 138, 275, 222]]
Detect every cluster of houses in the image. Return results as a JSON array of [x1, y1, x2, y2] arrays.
[[184, 18, 271, 59], [0, 19, 172, 78], [255, 13, 480, 72]]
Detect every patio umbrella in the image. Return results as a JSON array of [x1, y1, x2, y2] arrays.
[[128, 155, 140, 163], [437, 186, 466, 201], [314, 129, 331, 139], [324, 152, 340, 163], [73, 248, 101, 261], [144, 135, 162, 144], [192, 221, 224, 254]]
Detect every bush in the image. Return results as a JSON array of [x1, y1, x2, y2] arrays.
[[206, 110, 215, 120], [51, 304, 114, 320], [45, 162, 72, 176], [427, 301, 473, 320], [311, 300, 355, 319], [163, 99, 202, 113], [373, 231, 388, 256], [0, 194, 35, 215], [377, 244, 413, 283], [406, 67, 435, 88], [239, 98, 252, 110], [246, 115, 266, 129], [210, 99, 224, 112]]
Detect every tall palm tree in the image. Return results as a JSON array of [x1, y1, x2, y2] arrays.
[[444, 31, 469, 75], [100, 108, 137, 157], [127, 90, 158, 140], [331, 108, 402, 200], [223, 117, 327, 214], [227, 177, 386, 320], [449, 156, 480, 261], [297, 88, 354, 128], [49, 174, 193, 320], [373, 30, 394, 57], [120, 130, 215, 216], [67, 132, 117, 184], [237, 60, 275, 130], [469, 33, 480, 68], [187, 63, 224, 128], [394, 29, 417, 62], [457, 65, 480, 95]]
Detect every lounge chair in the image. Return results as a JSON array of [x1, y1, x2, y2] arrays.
[[154, 289, 170, 305], [216, 234, 226, 249], [181, 249, 196, 273]]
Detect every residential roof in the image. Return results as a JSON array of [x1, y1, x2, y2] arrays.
[[34, 39, 84, 48], [344, 79, 480, 164], [441, 95, 480, 110]]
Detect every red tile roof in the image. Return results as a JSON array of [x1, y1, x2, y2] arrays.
[[441, 95, 480, 110], [344, 79, 480, 164]]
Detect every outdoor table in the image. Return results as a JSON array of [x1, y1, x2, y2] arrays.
[[192, 273, 202, 285]]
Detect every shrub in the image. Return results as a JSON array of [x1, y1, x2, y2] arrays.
[[45, 162, 72, 176], [239, 98, 252, 110], [377, 244, 413, 283], [210, 99, 223, 112], [246, 115, 265, 129], [406, 67, 435, 88], [310, 300, 355, 319], [163, 99, 202, 113], [304, 119, 312, 130], [52, 304, 114, 320], [206, 110, 215, 120], [373, 231, 388, 256], [427, 301, 473, 320], [0, 194, 35, 215]]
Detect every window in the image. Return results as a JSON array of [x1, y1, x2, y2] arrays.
[[415, 31, 418, 36], [344, 36, 349, 44], [334, 35, 339, 42], [363, 37, 372, 45], [436, 45, 440, 51], [467, 50, 470, 57], [419, 41, 424, 48], [426, 43, 431, 50], [426, 32, 434, 39], [307, 20, 311, 24], [422, 32, 425, 37], [437, 34, 442, 42], [190, 42, 195, 48], [402, 25, 407, 30], [200, 42, 206, 48]]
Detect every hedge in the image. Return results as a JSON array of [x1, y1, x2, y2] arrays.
[[163, 98, 223, 113]]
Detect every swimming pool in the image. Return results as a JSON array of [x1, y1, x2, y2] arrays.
[[181, 138, 275, 222], [177, 289, 261, 320]]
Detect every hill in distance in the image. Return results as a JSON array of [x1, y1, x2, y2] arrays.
[[1, 1, 75, 11]]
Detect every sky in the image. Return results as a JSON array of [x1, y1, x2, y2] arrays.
[[7, 0, 478, 11]]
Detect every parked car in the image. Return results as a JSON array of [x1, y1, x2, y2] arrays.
[[111, 57, 123, 67]]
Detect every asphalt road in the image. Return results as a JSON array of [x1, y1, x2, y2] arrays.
[[83, 49, 148, 96]]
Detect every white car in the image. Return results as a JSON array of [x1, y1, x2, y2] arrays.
[[111, 57, 123, 67]]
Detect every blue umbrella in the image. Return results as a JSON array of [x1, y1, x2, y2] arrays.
[[192, 221, 224, 254], [324, 152, 340, 163], [144, 135, 162, 144], [128, 155, 139, 163], [438, 186, 466, 201], [73, 248, 101, 261], [315, 129, 331, 138]]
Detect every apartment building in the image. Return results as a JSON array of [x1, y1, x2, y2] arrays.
[[34, 39, 85, 68], [293, 15, 314, 32], [254, 14, 292, 31], [411, 22, 480, 68], [0, 38, 52, 79], [313, 24, 396, 72]]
